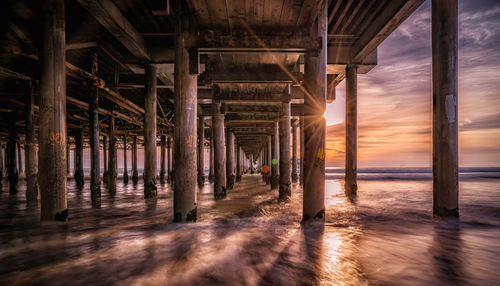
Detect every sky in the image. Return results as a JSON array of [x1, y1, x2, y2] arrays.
[[324, 0, 500, 167]]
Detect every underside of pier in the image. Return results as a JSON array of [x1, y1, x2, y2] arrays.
[[0, 0, 460, 227]]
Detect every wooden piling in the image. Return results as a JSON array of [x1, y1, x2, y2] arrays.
[[132, 135, 139, 184], [271, 122, 279, 189], [213, 103, 226, 199], [432, 0, 458, 217], [291, 120, 298, 182], [108, 115, 117, 193], [39, 0, 67, 221], [279, 101, 291, 201], [25, 80, 38, 202], [300, 116, 304, 185], [8, 112, 18, 195], [122, 135, 129, 183], [226, 128, 234, 189], [17, 142, 23, 177], [236, 144, 242, 182], [345, 66, 358, 196], [167, 136, 171, 182], [173, 5, 197, 222], [144, 64, 158, 198], [209, 134, 214, 182], [89, 51, 101, 202], [197, 117, 205, 186], [102, 135, 108, 185], [160, 135, 166, 184], [303, 0, 327, 221], [74, 128, 84, 188]]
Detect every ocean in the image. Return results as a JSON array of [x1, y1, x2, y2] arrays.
[[0, 168, 499, 285]]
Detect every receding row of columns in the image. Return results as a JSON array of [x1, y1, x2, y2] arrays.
[[11, 0, 457, 222]]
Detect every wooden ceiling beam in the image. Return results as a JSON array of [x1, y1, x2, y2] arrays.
[[76, 0, 150, 61]]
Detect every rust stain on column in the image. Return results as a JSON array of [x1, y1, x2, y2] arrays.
[[39, 0, 67, 221]]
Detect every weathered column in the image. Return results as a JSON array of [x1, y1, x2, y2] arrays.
[[432, 0, 458, 217], [102, 135, 108, 184], [74, 128, 84, 188], [291, 121, 298, 182], [66, 140, 70, 176], [303, 0, 327, 221], [271, 122, 279, 189], [122, 135, 129, 183], [173, 6, 197, 222], [144, 64, 158, 198], [236, 144, 242, 182], [213, 103, 226, 199], [160, 135, 166, 184], [345, 66, 358, 196], [132, 135, 139, 184], [226, 128, 234, 190], [108, 115, 117, 193], [89, 51, 101, 203], [8, 112, 18, 195], [208, 134, 214, 182], [197, 117, 205, 186], [17, 142, 23, 177], [166, 136, 171, 182], [38, 0, 67, 221], [279, 100, 292, 201], [249, 153, 254, 174], [266, 135, 271, 184], [300, 116, 304, 185], [25, 80, 38, 202], [0, 144, 3, 180]]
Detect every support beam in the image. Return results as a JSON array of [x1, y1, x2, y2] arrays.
[[291, 120, 298, 182], [432, 0, 458, 217], [144, 64, 158, 198], [89, 51, 101, 203], [208, 134, 214, 182], [271, 122, 279, 189], [39, 0, 67, 221], [103, 135, 108, 185], [132, 135, 139, 184], [0, 144, 3, 180], [226, 128, 235, 190], [25, 81, 38, 202], [8, 112, 18, 195], [123, 135, 129, 183], [76, 0, 150, 61], [345, 66, 358, 196], [236, 144, 242, 182], [167, 136, 171, 182], [300, 116, 304, 186], [17, 142, 23, 177], [279, 101, 291, 201], [160, 135, 166, 184], [108, 115, 117, 193], [197, 117, 205, 186], [173, 5, 197, 223], [213, 104, 226, 199], [303, 0, 327, 222], [266, 135, 271, 184], [74, 128, 84, 188]]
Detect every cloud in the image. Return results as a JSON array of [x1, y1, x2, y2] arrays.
[[325, 0, 500, 167]]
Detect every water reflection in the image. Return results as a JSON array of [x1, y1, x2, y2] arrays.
[[431, 220, 464, 285], [0, 176, 499, 285]]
